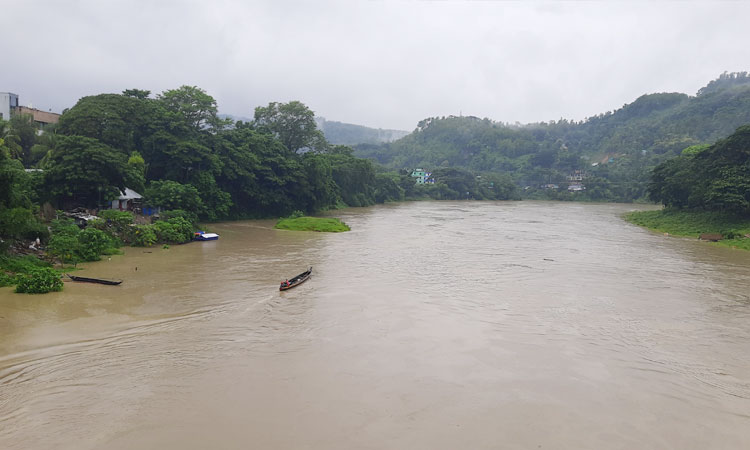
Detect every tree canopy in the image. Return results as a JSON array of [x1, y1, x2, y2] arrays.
[[648, 125, 750, 215], [253, 101, 326, 153]]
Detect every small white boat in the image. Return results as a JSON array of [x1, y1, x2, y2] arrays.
[[194, 231, 219, 241]]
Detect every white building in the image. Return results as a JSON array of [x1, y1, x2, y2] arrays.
[[0, 92, 19, 122]]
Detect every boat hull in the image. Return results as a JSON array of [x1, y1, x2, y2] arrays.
[[280, 267, 312, 291], [66, 275, 123, 285], [193, 231, 219, 241]]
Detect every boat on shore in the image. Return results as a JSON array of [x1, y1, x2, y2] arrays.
[[280, 267, 312, 291], [66, 274, 123, 285], [194, 231, 219, 241]]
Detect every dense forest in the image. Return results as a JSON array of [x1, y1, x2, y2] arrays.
[[0, 87, 520, 254], [648, 124, 750, 215], [355, 71, 750, 202]]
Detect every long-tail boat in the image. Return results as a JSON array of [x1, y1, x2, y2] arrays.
[[66, 274, 123, 285], [279, 267, 312, 291]]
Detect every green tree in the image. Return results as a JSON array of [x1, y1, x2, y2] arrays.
[[374, 172, 404, 203], [253, 101, 326, 152], [648, 125, 750, 214], [43, 136, 141, 208], [77, 228, 111, 261], [158, 86, 222, 132], [122, 88, 151, 99], [7, 113, 39, 165], [126, 151, 146, 193], [48, 233, 80, 267], [144, 180, 204, 213]]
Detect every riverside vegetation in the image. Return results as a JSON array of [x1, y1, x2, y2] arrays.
[[274, 212, 350, 232], [2, 72, 750, 292], [624, 123, 750, 249], [625, 210, 750, 250]]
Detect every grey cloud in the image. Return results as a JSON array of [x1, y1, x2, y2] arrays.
[[4, 1, 750, 130]]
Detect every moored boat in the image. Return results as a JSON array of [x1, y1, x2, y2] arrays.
[[194, 231, 219, 241], [280, 267, 312, 291], [66, 274, 123, 285]]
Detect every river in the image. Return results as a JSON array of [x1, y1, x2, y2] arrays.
[[1, 201, 749, 449]]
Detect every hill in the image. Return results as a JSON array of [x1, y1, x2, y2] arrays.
[[315, 117, 409, 145], [354, 72, 750, 202]]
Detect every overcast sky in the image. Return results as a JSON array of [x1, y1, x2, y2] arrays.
[[4, 1, 750, 130]]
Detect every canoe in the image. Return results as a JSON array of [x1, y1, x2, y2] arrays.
[[66, 274, 123, 285], [280, 267, 312, 291]]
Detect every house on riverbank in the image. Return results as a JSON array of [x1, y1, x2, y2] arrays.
[[110, 188, 143, 212]]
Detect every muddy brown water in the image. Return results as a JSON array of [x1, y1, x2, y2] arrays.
[[1, 201, 749, 449]]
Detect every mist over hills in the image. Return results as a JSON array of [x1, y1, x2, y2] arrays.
[[357, 72, 750, 166], [314, 118, 409, 146], [219, 114, 409, 146], [347, 72, 750, 201]]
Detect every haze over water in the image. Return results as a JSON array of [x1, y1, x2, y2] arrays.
[[1, 201, 749, 449]]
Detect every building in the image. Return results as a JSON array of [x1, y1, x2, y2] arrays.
[[567, 183, 586, 191], [110, 188, 143, 212], [410, 168, 435, 184], [566, 170, 586, 182], [0, 92, 60, 130], [0, 92, 19, 121]]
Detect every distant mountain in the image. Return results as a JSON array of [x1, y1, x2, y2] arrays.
[[352, 72, 750, 202], [219, 114, 409, 146], [219, 113, 254, 124], [315, 117, 409, 146]]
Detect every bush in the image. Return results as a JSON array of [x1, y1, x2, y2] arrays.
[[50, 216, 79, 235], [131, 224, 157, 247], [0, 256, 51, 288], [86, 218, 107, 230], [160, 209, 198, 226], [98, 209, 134, 222], [0, 254, 52, 272], [48, 233, 80, 267], [274, 216, 350, 232], [0, 272, 23, 287], [77, 228, 111, 261], [153, 217, 193, 243], [14, 267, 63, 294], [98, 210, 134, 230]]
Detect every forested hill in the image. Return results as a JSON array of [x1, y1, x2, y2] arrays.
[[354, 72, 750, 201], [315, 118, 409, 145]]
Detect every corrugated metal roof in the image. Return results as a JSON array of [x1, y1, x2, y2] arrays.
[[118, 188, 143, 199]]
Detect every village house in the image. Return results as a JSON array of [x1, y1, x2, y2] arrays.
[[410, 168, 435, 184], [110, 188, 143, 213]]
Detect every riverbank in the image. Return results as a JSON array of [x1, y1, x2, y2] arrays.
[[624, 209, 750, 250]]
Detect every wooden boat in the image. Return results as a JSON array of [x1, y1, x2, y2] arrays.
[[66, 274, 123, 285], [280, 267, 312, 291]]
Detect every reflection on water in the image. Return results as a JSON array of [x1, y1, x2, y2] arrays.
[[1, 202, 749, 449]]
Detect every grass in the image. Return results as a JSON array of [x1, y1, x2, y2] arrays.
[[274, 216, 350, 232], [624, 209, 750, 250]]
